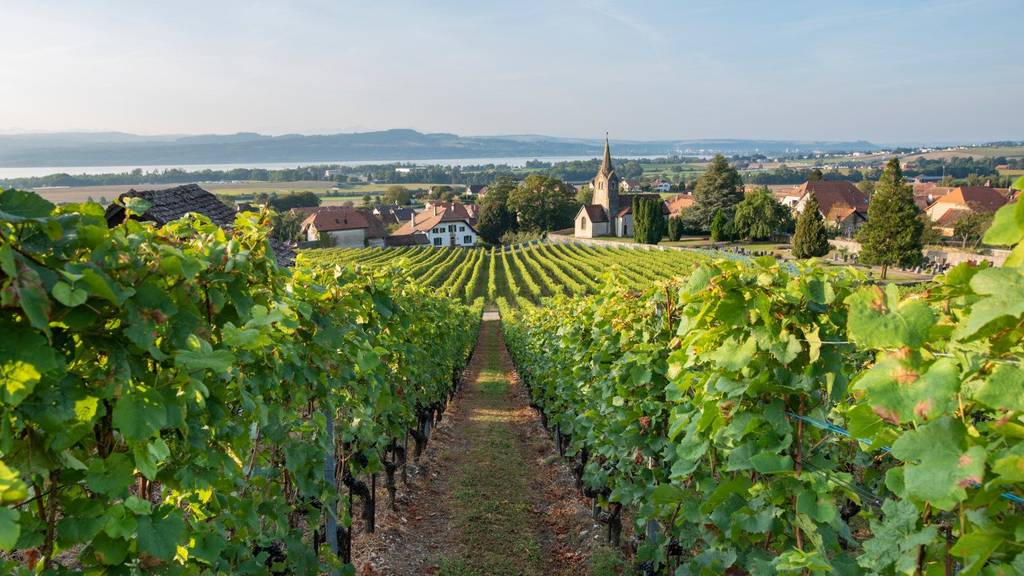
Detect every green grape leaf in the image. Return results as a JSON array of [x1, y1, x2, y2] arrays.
[[857, 499, 937, 573], [136, 508, 185, 561], [0, 508, 19, 551], [950, 530, 1004, 576], [174, 349, 235, 373], [708, 335, 756, 371], [0, 189, 55, 221], [57, 514, 105, 545], [90, 532, 130, 566], [890, 416, 985, 510], [982, 200, 1024, 246], [844, 402, 897, 450], [123, 495, 152, 515], [852, 356, 959, 424], [102, 505, 137, 539], [957, 268, 1024, 340], [971, 364, 1024, 412], [133, 438, 170, 481], [845, 284, 934, 349], [772, 548, 833, 574], [112, 387, 168, 442], [0, 324, 61, 407], [52, 281, 88, 307], [992, 444, 1024, 483], [85, 453, 134, 497], [0, 462, 27, 505], [750, 452, 793, 474], [121, 196, 152, 216], [9, 263, 52, 336]]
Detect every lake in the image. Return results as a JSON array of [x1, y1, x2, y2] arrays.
[[0, 155, 661, 180]]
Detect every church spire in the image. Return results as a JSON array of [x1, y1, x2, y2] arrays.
[[600, 133, 614, 176]]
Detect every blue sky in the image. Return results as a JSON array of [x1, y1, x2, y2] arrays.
[[1, 0, 1020, 142]]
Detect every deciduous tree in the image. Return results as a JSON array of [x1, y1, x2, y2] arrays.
[[507, 174, 575, 232], [476, 177, 518, 244], [733, 187, 791, 241], [382, 185, 411, 205], [953, 211, 993, 249]]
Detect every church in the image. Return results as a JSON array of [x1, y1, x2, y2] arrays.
[[574, 138, 664, 238]]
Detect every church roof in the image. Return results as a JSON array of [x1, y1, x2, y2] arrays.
[[599, 136, 615, 178], [578, 204, 609, 223]]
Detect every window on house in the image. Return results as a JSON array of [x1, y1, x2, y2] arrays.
[[459, 225, 465, 232], [448, 225, 455, 233], [464, 235, 472, 244], [433, 238, 442, 246], [581, 218, 587, 230]]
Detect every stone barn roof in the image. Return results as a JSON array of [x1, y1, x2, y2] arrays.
[[104, 184, 295, 267]]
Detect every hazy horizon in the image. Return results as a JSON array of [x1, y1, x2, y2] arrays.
[[3, 0, 1021, 142]]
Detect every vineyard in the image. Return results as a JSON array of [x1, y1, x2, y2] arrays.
[[0, 190, 480, 574], [502, 199, 1024, 574], [298, 243, 720, 305], [2, 183, 1023, 576]]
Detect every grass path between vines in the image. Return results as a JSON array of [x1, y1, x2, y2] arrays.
[[354, 315, 622, 575]]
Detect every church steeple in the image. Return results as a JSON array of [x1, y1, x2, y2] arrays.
[[599, 134, 614, 176], [591, 133, 620, 217]]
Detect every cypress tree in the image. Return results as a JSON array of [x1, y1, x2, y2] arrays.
[[632, 196, 664, 244], [667, 215, 683, 241], [857, 158, 923, 279], [792, 195, 830, 258]]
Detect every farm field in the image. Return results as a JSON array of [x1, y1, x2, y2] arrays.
[[29, 180, 448, 204], [900, 145, 1024, 161], [298, 242, 717, 305]]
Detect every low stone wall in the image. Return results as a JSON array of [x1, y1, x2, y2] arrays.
[[830, 239, 1009, 267], [546, 232, 672, 251]]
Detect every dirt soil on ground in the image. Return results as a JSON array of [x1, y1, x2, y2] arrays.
[[351, 317, 614, 575]]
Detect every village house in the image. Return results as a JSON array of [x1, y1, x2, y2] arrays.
[[792, 180, 870, 238], [925, 186, 1012, 236], [391, 202, 479, 247], [300, 206, 387, 247], [621, 179, 642, 193], [912, 182, 953, 211], [666, 193, 695, 217], [574, 138, 668, 238], [104, 184, 296, 266], [372, 204, 417, 227]]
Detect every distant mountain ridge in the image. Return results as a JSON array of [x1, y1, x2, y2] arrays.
[[0, 129, 883, 167]]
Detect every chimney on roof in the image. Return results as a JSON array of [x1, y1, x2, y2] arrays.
[[433, 204, 439, 216]]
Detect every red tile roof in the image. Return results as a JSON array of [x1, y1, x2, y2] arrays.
[[301, 207, 386, 238], [933, 186, 1009, 213], [796, 181, 869, 217], [666, 193, 695, 215], [391, 202, 478, 235]]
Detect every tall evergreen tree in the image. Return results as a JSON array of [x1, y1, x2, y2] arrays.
[[857, 158, 923, 278], [792, 195, 830, 258], [691, 155, 744, 230], [667, 215, 683, 241], [710, 209, 727, 243], [632, 196, 664, 244]]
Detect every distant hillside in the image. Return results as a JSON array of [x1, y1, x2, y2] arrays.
[[0, 129, 882, 167]]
